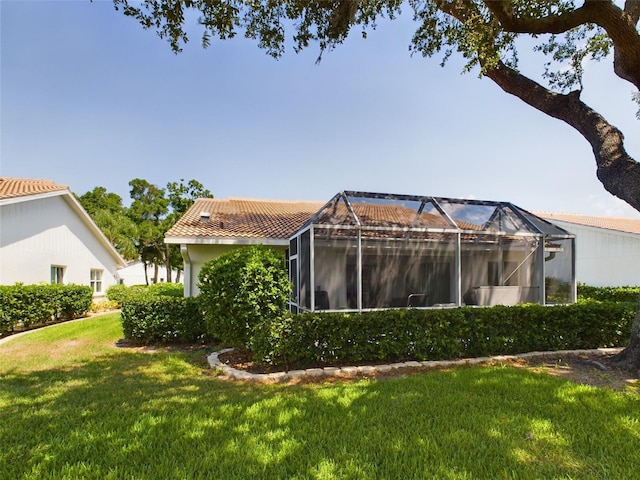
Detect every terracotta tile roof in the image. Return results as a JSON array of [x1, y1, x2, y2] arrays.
[[166, 196, 640, 243], [315, 202, 454, 229], [535, 211, 640, 235], [0, 177, 68, 200], [167, 196, 523, 243], [165, 197, 325, 241]]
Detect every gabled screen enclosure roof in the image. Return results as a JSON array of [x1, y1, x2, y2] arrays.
[[298, 191, 573, 237]]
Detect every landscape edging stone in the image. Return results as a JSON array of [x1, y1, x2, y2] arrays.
[[207, 347, 624, 383]]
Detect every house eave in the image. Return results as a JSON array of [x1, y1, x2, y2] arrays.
[[165, 236, 288, 247], [0, 189, 68, 206], [544, 219, 640, 238]]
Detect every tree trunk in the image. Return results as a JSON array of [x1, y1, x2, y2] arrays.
[[485, 62, 640, 211], [484, 61, 640, 372], [175, 270, 182, 283], [143, 261, 149, 286], [611, 296, 640, 373]]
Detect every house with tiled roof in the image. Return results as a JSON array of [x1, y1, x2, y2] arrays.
[[535, 211, 640, 287], [167, 192, 579, 308], [0, 177, 126, 298]]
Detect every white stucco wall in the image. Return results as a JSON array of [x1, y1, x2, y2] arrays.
[[0, 194, 123, 297], [117, 261, 183, 286], [549, 220, 640, 287]]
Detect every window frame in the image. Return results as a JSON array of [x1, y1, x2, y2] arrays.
[[51, 265, 65, 284], [90, 268, 103, 294]]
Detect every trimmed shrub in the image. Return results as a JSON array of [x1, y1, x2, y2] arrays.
[[106, 284, 149, 307], [121, 296, 207, 344], [578, 284, 640, 303], [147, 282, 184, 298], [250, 301, 636, 368], [56, 284, 93, 321], [0, 283, 93, 335], [105, 284, 129, 306], [0, 285, 23, 333], [0, 284, 51, 331], [106, 282, 183, 308], [198, 245, 290, 346]]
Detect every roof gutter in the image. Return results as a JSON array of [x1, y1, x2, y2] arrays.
[[164, 236, 288, 246]]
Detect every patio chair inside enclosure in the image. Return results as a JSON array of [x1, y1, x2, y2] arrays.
[[287, 191, 576, 313]]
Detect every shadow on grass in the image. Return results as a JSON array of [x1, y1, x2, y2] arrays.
[[1, 350, 639, 480]]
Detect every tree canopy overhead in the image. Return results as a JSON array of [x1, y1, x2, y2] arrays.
[[110, 0, 640, 369], [112, 0, 638, 210]]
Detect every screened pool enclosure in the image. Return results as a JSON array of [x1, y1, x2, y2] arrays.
[[287, 191, 575, 313]]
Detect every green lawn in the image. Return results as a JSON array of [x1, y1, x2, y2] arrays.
[[1, 313, 639, 479]]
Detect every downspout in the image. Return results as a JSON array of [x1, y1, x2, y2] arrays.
[[180, 245, 192, 297]]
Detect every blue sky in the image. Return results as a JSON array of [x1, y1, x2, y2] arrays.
[[2, 1, 639, 217]]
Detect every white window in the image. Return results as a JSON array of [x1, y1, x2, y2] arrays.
[[90, 269, 103, 294], [51, 265, 65, 284]]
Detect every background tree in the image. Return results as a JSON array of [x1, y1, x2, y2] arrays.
[[127, 178, 170, 283], [92, 209, 139, 261], [164, 179, 213, 282], [79, 179, 213, 282], [111, 0, 640, 371], [77, 187, 138, 260], [167, 178, 212, 217], [76, 186, 124, 217]]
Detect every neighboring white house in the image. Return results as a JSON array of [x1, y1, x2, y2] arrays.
[[117, 260, 183, 286], [536, 212, 640, 287], [0, 177, 127, 299]]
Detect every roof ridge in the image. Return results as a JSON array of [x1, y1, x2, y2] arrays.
[[0, 176, 68, 186], [226, 197, 323, 204]]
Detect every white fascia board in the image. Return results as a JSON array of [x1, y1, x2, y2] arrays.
[[0, 190, 68, 206], [164, 236, 288, 247]]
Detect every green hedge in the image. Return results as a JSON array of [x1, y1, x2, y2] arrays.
[[106, 283, 184, 307], [146, 283, 184, 298], [251, 301, 636, 368], [113, 283, 202, 345], [0, 283, 93, 335], [577, 284, 640, 303], [105, 284, 147, 307], [120, 296, 207, 344]]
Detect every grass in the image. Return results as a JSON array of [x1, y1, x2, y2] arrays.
[[1, 314, 639, 479]]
